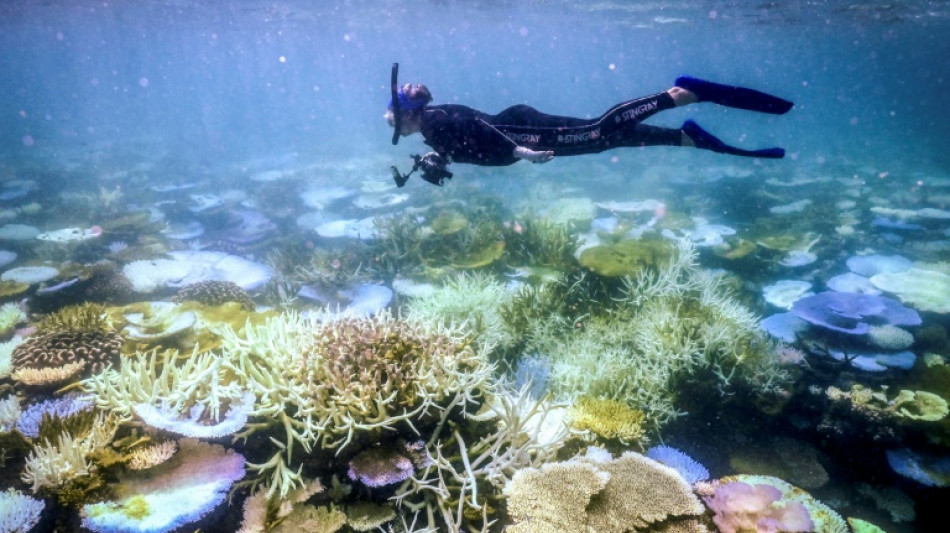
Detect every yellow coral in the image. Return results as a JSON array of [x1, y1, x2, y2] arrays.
[[892, 389, 949, 422], [345, 502, 396, 532], [12, 361, 85, 386], [272, 504, 346, 533], [567, 396, 646, 444], [36, 302, 112, 334]]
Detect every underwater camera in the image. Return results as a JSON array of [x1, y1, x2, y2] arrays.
[[390, 152, 453, 187]]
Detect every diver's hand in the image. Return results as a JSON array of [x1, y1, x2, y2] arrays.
[[514, 146, 554, 164]]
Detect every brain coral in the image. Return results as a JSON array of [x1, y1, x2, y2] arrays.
[[11, 330, 122, 386], [172, 280, 255, 311]]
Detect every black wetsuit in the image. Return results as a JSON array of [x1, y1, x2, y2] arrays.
[[420, 92, 681, 166]]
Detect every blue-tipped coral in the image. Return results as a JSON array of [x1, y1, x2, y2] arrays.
[[15, 394, 94, 439], [886, 448, 950, 487], [646, 445, 710, 484], [0, 487, 45, 533]]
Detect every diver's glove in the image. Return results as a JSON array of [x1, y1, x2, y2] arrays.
[[514, 146, 555, 164]]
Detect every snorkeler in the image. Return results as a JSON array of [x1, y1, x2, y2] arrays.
[[386, 64, 793, 187]]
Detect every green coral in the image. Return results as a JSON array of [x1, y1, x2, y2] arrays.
[[843, 384, 949, 422], [503, 215, 579, 270], [892, 389, 949, 421], [578, 238, 675, 278], [847, 517, 887, 533]]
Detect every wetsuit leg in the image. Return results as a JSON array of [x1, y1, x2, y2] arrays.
[[491, 92, 680, 156]]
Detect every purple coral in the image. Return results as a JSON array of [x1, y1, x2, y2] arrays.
[[348, 443, 417, 488], [16, 393, 93, 438], [703, 480, 813, 533], [790, 292, 920, 335]]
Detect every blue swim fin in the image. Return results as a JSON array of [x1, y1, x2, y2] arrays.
[[682, 120, 785, 159], [676, 76, 793, 115]]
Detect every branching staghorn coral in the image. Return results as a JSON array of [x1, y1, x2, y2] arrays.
[[402, 271, 516, 354], [80, 347, 249, 427], [390, 385, 569, 533], [222, 309, 497, 500], [21, 412, 118, 494], [528, 238, 791, 431]]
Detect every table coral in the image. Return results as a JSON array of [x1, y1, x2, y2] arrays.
[[504, 446, 705, 533], [81, 438, 245, 533], [701, 479, 813, 533]]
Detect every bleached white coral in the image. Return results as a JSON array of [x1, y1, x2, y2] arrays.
[[403, 271, 516, 351], [531, 239, 789, 429], [121, 258, 190, 293], [21, 412, 117, 493], [0, 394, 20, 433], [0, 302, 24, 337], [132, 392, 255, 438], [81, 438, 245, 533], [0, 336, 25, 381]]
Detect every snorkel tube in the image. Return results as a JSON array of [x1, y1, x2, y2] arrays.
[[390, 62, 401, 145]]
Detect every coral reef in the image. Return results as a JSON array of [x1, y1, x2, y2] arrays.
[[0, 487, 45, 533], [11, 329, 122, 387], [529, 239, 791, 430], [578, 237, 675, 278], [172, 280, 256, 311], [700, 478, 813, 533], [566, 396, 647, 445], [698, 475, 848, 533], [504, 446, 706, 532], [646, 445, 710, 484], [0, 302, 24, 338], [81, 438, 245, 533], [403, 271, 518, 353]]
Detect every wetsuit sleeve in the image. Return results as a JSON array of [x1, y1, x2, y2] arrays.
[[422, 107, 519, 166]]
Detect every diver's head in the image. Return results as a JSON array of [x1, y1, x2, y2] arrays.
[[385, 83, 432, 136]]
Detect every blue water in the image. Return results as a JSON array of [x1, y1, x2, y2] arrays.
[[3, 1, 948, 170], [2, 1, 950, 532]]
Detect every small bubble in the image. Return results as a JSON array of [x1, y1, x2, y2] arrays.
[[610, 156, 620, 164], [708, 10, 718, 19], [279, 55, 286, 63], [22, 135, 35, 147], [139, 77, 149, 88], [519, 27, 529, 37], [608, 63, 616, 70]]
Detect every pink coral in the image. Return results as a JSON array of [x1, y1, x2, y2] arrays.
[[703, 480, 814, 533]]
